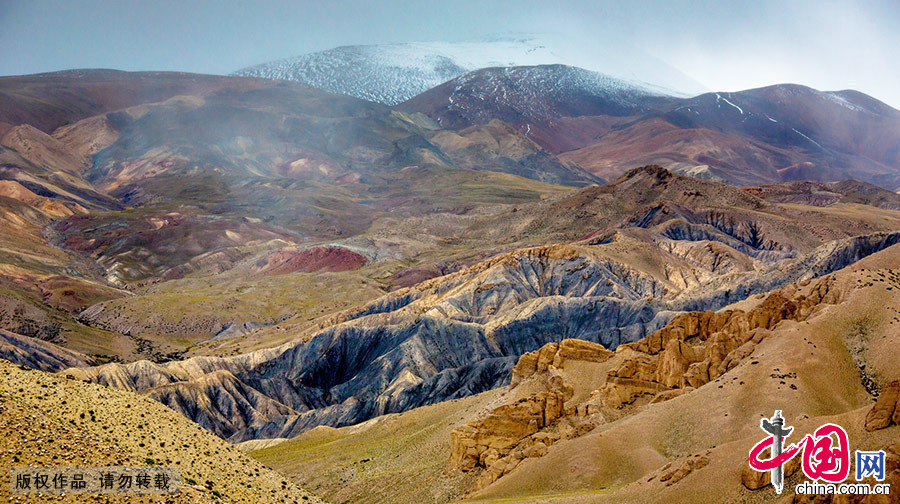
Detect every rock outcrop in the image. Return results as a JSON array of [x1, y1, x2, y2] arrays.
[[451, 339, 613, 491], [598, 279, 838, 409], [509, 339, 614, 388], [658, 452, 712, 486], [865, 380, 900, 431]]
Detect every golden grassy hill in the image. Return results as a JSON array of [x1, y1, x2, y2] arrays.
[[248, 390, 501, 504], [0, 360, 324, 504]]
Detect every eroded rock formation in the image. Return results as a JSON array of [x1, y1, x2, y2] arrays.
[[62, 230, 900, 443], [509, 339, 614, 388], [0, 329, 88, 371], [865, 380, 900, 431], [449, 270, 855, 495], [451, 339, 613, 491], [659, 452, 712, 487], [599, 279, 839, 409]]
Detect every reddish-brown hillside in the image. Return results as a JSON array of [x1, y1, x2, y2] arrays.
[[0, 69, 282, 132]]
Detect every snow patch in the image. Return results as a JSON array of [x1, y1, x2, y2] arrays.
[[715, 93, 744, 114], [824, 92, 864, 112], [792, 128, 824, 150]]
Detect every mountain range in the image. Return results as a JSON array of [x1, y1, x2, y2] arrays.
[[235, 40, 900, 190], [58, 166, 900, 444], [232, 35, 707, 104], [401, 66, 900, 188]]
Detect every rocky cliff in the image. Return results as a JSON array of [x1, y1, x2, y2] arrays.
[[451, 339, 614, 491]]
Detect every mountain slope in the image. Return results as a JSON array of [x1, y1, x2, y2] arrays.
[[570, 85, 900, 188], [0, 329, 89, 371], [74, 77, 582, 226], [617, 85, 900, 187], [0, 69, 282, 133], [744, 179, 900, 209], [421, 118, 603, 185], [398, 64, 671, 153], [0, 359, 323, 503], [460, 246, 900, 503], [0, 69, 586, 363], [401, 65, 900, 189]]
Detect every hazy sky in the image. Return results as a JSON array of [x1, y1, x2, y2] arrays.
[[2, 0, 899, 107]]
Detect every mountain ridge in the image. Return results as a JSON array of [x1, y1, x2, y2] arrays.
[[400, 66, 900, 189]]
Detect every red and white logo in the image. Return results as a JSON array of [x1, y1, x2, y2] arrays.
[[748, 410, 889, 496]]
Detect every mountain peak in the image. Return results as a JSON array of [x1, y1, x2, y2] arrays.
[[615, 164, 675, 184]]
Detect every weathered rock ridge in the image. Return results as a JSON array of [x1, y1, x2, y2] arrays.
[[451, 339, 613, 491], [0, 329, 89, 371], [64, 230, 900, 442], [599, 280, 839, 409]]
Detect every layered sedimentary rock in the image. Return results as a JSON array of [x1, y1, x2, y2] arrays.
[[0, 329, 89, 371], [448, 268, 860, 495], [451, 339, 613, 491], [598, 280, 839, 409]]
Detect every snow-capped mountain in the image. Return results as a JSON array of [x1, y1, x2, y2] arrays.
[[398, 64, 675, 153], [402, 64, 668, 125], [232, 35, 707, 105]]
